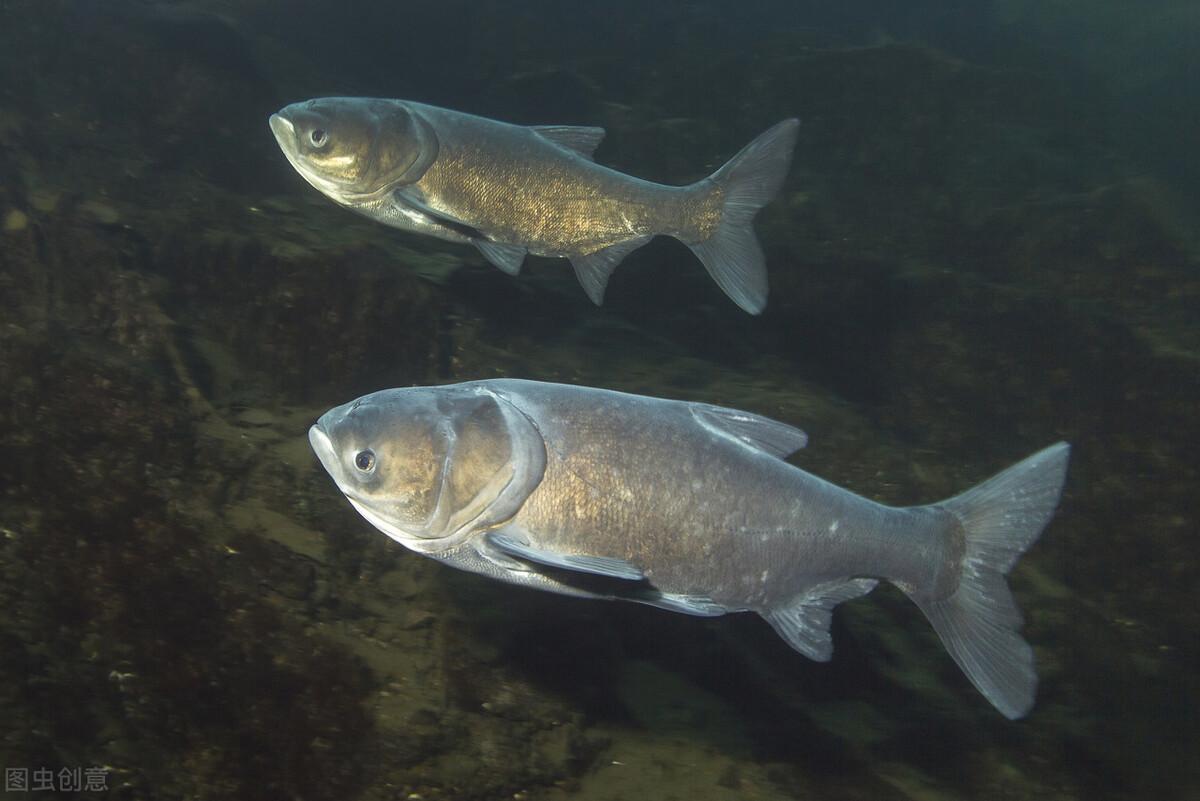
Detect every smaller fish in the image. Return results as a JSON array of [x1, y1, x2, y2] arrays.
[[269, 98, 798, 313], [309, 379, 1070, 718]]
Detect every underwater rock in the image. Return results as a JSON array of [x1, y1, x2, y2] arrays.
[[2, 208, 27, 232], [153, 231, 448, 403], [0, 216, 384, 798], [28, 187, 59, 214], [79, 199, 121, 226]]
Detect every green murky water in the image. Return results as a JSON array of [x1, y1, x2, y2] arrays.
[[0, 2, 1196, 799]]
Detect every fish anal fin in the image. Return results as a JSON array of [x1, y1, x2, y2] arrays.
[[486, 530, 644, 581], [475, 240, 527, 276], [690, 404, 807, 458], [763, 578, 878, 661], [569, 236, 652, 305], [530, 125, 606, 160]]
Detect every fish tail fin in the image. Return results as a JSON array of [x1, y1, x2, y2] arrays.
[[911, 442, 1071, 719], [687, 118, 799, 314]]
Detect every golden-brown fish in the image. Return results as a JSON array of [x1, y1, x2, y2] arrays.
[[269, 98, 798, 313]]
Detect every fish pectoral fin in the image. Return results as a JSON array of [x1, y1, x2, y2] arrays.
[[631, 591, 726, 617], [474, 240, 527, 276], [569, 236, 652, 305], [475, 535, 534, 573], [392, 188, 485, 240], [530, 125, 606, 160], [690, 404, 808, 458], [763, 578, 878, 661], [392, 186, 440, 216], [485, 530, 645, 581]]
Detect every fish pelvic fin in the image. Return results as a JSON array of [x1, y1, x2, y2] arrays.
[[687, 118, 799, 315], [913, 442, 1071, 719]]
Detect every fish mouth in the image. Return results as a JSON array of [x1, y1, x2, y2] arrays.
[[308, 423, 338, 478], [269, 111, 310, 179], [307, 421, 370, 507], [268, 112, 296, 150]]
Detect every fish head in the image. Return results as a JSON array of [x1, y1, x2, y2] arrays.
[[269, 97, 438, 203], [309, 385, 546, 554]]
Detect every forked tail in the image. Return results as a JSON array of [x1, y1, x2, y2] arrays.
[[688, 118, 799, 314], [913, 442, 1071, 718]]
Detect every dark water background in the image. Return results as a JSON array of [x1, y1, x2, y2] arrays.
[[1, 1, 1197, 799]]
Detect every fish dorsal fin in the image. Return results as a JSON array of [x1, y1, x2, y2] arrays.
[[530, 125, 606, 160], [475, 240, 527, 276], [764, 578, 878, 661], [569, 236, 652, 304], [690, 404, 807, 458]]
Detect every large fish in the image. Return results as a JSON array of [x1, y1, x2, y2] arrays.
[[269, 98, 798, 313], [308, 379, 1069, 718]]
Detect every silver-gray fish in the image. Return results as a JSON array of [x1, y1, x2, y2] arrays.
[[269, 98, 798, 313], [308, 379, 1069, 718]]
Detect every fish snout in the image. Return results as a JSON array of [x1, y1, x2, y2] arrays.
[[269, 112, 297, 148], [308, 423, 338, 477]]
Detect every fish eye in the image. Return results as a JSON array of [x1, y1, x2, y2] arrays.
[[309, 128, 329, 148], [353, 449, 376, 472]]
